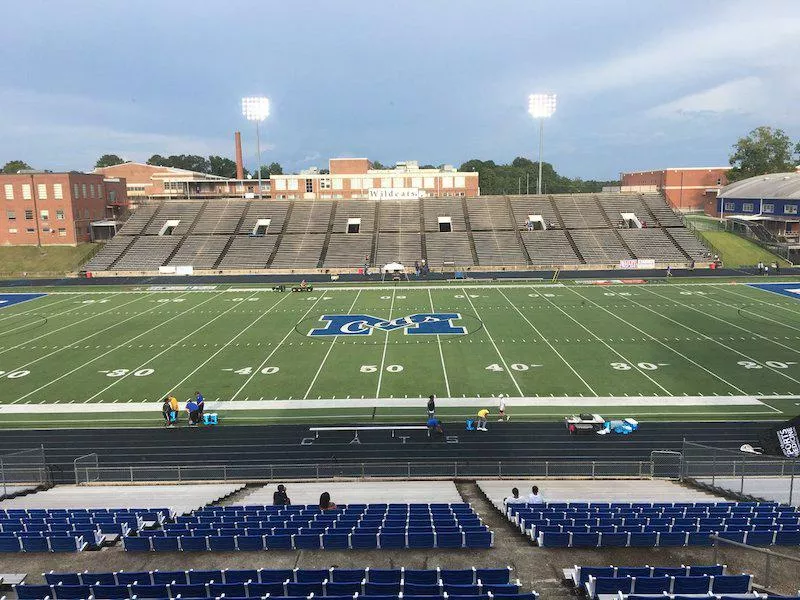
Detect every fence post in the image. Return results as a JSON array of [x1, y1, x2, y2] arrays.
[[545, 461, 549, 478], [1, 458, 5, 498], [316, 464, 319, 479], [740, 469, 745, 495], [223, 465, 227, 481], [129, 466, 134, 483], [498, 461, 502, 478], [361, 463, 365, 479], [712, 447, 717, 486], [789, 463, 796, 508], [591, 461, 596, 479]]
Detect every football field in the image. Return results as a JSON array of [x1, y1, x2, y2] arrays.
[[0, 280, 798, 428]]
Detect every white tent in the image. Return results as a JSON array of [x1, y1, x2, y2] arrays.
[[382, 262, 405, 273]]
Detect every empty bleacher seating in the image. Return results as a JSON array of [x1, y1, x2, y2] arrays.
[[375, 233, 422, 265], [116, 204, 158, 235], [472, 232, 527, 265], [619, 229, 687, 262], [324, 234, 373, 268], [285, 201, 334, 234], [333, 201, 376, 233], [379, 201, 421, 232], [167, 236, 229, 269], [83, 236, 136, 271], [426, 232, 475, 266], [424, 198, 467, 232], [569, 230, 632, 263], [270, 235, 326, 269], [217, 236, 277, 270], [466, 196, 514, 230], [192, 200, 246, 234], [642, 193, 683, 227], [239, 201, 291, 235], [510, 197, 560, 230], [521, 230, 581, 266], [553, 195, 606, 229], [112, 237, 182, 271], [144, 202, 202, 235]]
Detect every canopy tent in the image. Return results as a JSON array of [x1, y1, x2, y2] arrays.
[[382, 262, 405, 273]]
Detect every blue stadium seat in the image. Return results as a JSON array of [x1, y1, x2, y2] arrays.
[[672, 576, 711, 595], [687, 565, 724, 577], [14, 584, 53, 600], [407, 532, 435, 548], [187, 570, 221, 585], [631, 576, 670, 595], [365, 569, 402, 583], [259, 570, 293, 583], [686, 532, 713, 546], [169, 583, 207, 598], [441, 569, 475, 585], [247, 582, 286, 596], [53, 584, 91, 599], [775, 530, 800, 545], [404, 583, 442, 596], [598, 533, 628, 547], [719, 531, 747, 544], [482, 582, 520, 595], [222, 569, 259, 584], [151, 571, 187, 585], [150, 537, 178, 552], [464, 530, 493, 548], [116, 572, 152, 585], [405, 570, 440, 585], [571, 532, 599, 547], [330, 568, 366, 583], [293, 533, 322, 549], [21, 537, 50, 552], [436, 531, 464, 548], [746, 530, 776, 546], [712, 575, 752, 594], [365, 582, 401, 596], [45, 572, 80, 586], [657, 531, 687, 547], [322, 533, 349, 549], [129, 583, 169, 599], [91, 584, 130, 599], [295, 569, 329, 583], [586, 576, 632, 600], [326, 581, 363, 596], [444, 584, 481, 596], [234, 535, 264, 551], [378, 532, 405, 549], [626, 532, 657, 547], [475, 568, 511, 585], [208, 535, 237, 551], [265, 534, 293, 550], [180, 536, 209, 552], [538, 531, 570, 547], [286, 582, 325, 596], [652, 567, 687, 577]]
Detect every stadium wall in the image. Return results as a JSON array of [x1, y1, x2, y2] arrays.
[[622, 168, 727, 211]]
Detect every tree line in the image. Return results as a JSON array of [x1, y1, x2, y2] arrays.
[[93, 154, 283, 179]]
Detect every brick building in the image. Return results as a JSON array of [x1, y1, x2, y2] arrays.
[[0, 172, 127, 246], [621, 167, 728, 211], [270, 158, 479, 200]]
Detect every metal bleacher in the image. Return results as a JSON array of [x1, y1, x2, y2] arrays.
[[86, 192, 711, 273]]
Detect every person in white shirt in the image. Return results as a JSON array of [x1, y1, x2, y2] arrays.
[[504, 487, 526, 505], [527, 485, 544, 504], [498, 394, 509, 421]]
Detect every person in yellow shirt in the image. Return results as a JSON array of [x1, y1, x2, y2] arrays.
[[168, 395, 179, 426], [476, 408, 490, 431]]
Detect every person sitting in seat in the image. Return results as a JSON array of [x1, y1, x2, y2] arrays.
[[300, 279, 308, 289], [273, 484, 291, 506], [504, 487, 526, 505], [527, 485, 544, 504], [319, 491, 337, 510]]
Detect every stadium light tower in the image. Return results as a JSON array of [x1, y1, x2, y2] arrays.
[[241, 96, 270, 199], [528, 93, 557, 195]]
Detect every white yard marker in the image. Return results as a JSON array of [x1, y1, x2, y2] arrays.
[[567, 287, 746, 394], [533, 289, 672, 395], [497, 288, 596, 396], [0, 293, 80, 325], [231, 294, 328, 400], [157, 292, 291, 399], [375, 288, 397, 399], [717, 284, 800, 317], [631, 287, 800, 387], [464, 288, 524, 396], [303, 290, 362, 399], [428, 288, 452, 398], [11, 292, 225, 404]]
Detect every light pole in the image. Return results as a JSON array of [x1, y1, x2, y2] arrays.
[[241, 97, 270, 199], [528, 93, 557, 195]]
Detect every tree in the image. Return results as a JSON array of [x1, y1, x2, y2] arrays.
[[2, 160, 32, 173], [420, 164, 437, 169], [146, 154, 169, 167], [268, 162, 283, 175], [146, 154, 210, 173], [370, 160, 387, 170], [251, 163, 282, 179], [727, 126, 800, 182], [208, 155, 239, 178], [95, 154, 125, 168]]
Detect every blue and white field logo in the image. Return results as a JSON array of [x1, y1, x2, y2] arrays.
[[309, 313, 466, 337]]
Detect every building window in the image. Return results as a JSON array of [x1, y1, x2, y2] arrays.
[[8, 228, 17, 234], [442, 176, 454, 188], [363, 178, 373, 188], [320, 178, 331, 190], [7, 210, 15, 220], [742, 203, 754, 212], [109, 190, 117, 202], [381, 178, 391, 188], [90, 184, 95, 198], [762, 203, 774, 213], [54, 183, 63, 199], [454, 176, 466, 188], [81, 184, 87, 198], [37, 183, 47, 199], [55, 209, 64, 220], [40, 210, 49, 221], [97, 184, 103, 198], [4, 184, 13, 200], [423, 177, 435, 188], [332, 178, 343, 190], [411, 177, 422, 188], [288, 178, 298, 191], [73, 183, 79, 198], [84, 208, 90, 218], [22, 184, 31, 200], [786, 205, 798, 215], [58, 228, 67, 237], [392, 177, 404, 188], [305, 179, 313, 193], [350, 178, 361, 189], [24, 209, 33, 220], [274, 179, 286, 191], [724, 202, 735, 211], [25, 227, 35, 234]]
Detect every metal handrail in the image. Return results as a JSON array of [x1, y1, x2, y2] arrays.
[[710, 534, 800, 592]]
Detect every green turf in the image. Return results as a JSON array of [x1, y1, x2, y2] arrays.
[[0, 243, 100, 276], [697, 231, 791, 268], [0, 280, 798, 428]]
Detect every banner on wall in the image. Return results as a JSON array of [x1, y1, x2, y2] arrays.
[[758, 415, 800, 458], [619, 259, 656, 269], [368, 188, 423, 200]]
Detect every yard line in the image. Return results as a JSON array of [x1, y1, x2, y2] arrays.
[[230, 294, 328, 400], [303, 290, 362, 400], [566, 287, 746, 394], [0, 293, 79, 324], [84, 291, 266, 402], [428, 288, 452, 398], [464, 288, 524, 396], [703, 284, 800, 329], [158, 293, 291, 398], [1, 293, 171, 373], [496, 288, 596, 396], [375, 288, 397, 399], [0, 294, 103, 339], [11, 292, 226, 404], [528, 290, 672, 395], [0, 293, 153, 359], [648, 286, 800, 354], [625, 288, 800, 386], [717, 284, 800, 316]]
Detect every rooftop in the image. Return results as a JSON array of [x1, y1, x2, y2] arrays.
[[719, 171, 800, 200]]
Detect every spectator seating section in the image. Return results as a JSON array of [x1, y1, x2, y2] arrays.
[[0, 507, 168, 553], [123, 503, 493, 551], [20, 567, 533, 600], [91, 191, 709, 272], [502, 501, 800, 548]]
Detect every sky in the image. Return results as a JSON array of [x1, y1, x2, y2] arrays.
[[1, 0, 798, 179]]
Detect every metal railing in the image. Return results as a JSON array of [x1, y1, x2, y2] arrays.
[[0, 447, 50, 498], [74, 458, 661, 484], [710, 534, 800, 594]]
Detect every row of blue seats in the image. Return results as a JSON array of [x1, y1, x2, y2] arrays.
[[0, 535, 87, 552], [537, 529, 800, 548], [124, 530, 494, 551], [0, 523, 130, 535], [160, 524, 488, 533], [514, 516, 800, 528], [144, 528, 489, 539], [584, 575, 750, 600], [509, 502, 780, 509], [179, 516, 481, 525], [0, 508, 169, 518], [506, 506, 796, 517], [43, 568, 515, 586], [19, 592, 533, 600], [0, 515, 146, 525], [527, 524, 800, 536], [507, 507, 800, 519], [620, 595, 788, 600], [567, 565, 725, 588], [195, 504, 474, 513], [19, 582, 524, 600]]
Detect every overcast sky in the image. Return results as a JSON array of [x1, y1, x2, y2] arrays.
[[1, 0, 798, 179]]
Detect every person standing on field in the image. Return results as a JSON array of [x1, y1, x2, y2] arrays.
[[498, 394, 509, 421], [427, 395, 436, 418]]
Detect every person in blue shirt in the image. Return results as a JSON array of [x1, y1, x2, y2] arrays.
[[195, 391, 205, 421], [427, 417, 443, 435], [186, 399, 199, 425]]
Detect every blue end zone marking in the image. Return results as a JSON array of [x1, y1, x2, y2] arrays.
[[309, 313, 466, 336], [0, 293, 47, 309], [748, 283, 800, 301]]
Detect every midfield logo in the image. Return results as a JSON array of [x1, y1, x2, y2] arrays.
[[309, 313, 466, 336]]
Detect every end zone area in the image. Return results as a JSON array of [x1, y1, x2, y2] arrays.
[[0, 280, 797, 428]]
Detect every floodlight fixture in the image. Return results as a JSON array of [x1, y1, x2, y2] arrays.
[[242, 96, 270, 121], [527, 93, 557, 194], [241, 96, 270, 198]]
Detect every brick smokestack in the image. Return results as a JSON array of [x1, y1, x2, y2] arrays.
[[234, 131, 244, 179]]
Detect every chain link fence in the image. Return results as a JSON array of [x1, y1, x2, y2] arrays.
[[0, 447, 50, 498]]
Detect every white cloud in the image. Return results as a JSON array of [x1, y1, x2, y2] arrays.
[[646, 76, 765, 118]]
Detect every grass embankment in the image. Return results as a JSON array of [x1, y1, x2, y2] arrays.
[[696, 231, 791, 268], [0, 244, 99, 276]]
